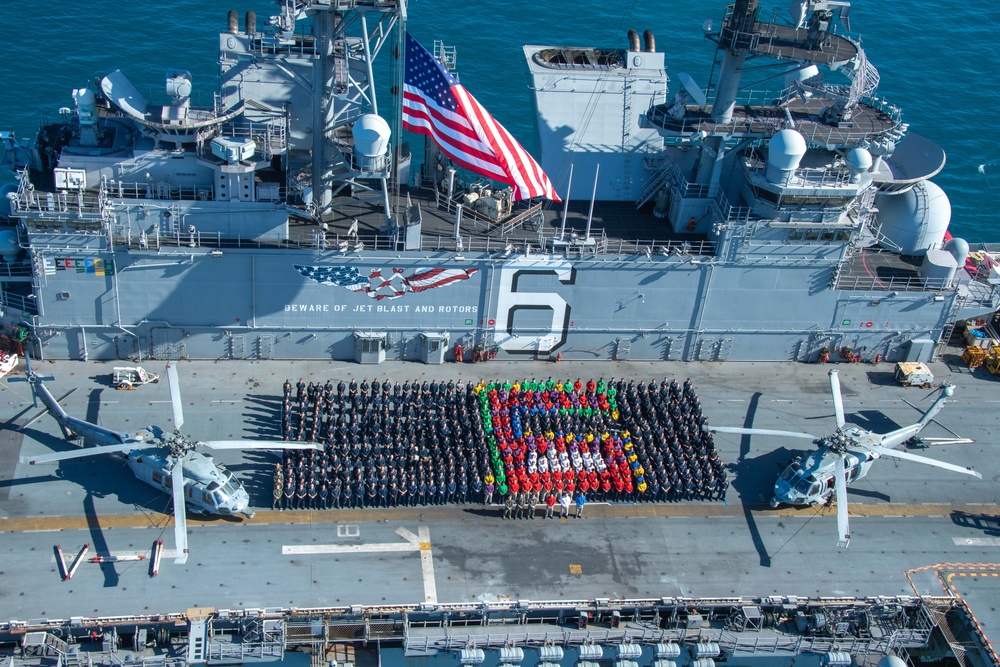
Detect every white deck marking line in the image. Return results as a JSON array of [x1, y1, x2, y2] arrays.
[[952, 537, 1000, 547], [283, 526, 437, 603], [417, 525, 437, 604], [282, 542, 415, 554]]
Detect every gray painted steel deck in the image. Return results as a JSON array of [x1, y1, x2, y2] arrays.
[[1, 350, 998, 623]]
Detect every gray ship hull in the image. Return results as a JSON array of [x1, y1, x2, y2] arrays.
[[24, 244, 994, 363]]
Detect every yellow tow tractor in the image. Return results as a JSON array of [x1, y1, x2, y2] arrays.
[[985, 347, 1000, 377]]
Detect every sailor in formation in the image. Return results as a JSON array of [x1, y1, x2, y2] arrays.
[[276, 375, 728, 511]]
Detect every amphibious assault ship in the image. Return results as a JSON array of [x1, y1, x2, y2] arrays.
[[0, 0, 997, 365]]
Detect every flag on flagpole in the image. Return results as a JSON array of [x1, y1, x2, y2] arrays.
[[402, 33, 560, 202]]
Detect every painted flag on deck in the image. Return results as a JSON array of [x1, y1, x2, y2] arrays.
[[402, 33, 560, 202], [294, 264, 479, 301]]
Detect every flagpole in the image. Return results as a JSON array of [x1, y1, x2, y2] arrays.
[[584, 163, 599, 241], [559, 163, 573, 241]]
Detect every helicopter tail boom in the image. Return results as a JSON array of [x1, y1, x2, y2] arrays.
[[878, 384, 954, 449], [28, 374, 136, 446], [28, 375, 74, 439]]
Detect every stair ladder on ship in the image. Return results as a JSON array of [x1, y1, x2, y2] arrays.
[[60, 649, 92, 667], [927, 605, 970, 667], [635, 161, 672, 209], [619, 77, 633, 196], [310, 645, 330, 667], [935, 293, 966, 360], [22, 632, 72, 658]]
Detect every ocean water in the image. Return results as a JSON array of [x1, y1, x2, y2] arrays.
[[2, 1, 997, 241]]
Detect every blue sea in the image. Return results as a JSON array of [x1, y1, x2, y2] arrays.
[[2, 1, 997, 241]]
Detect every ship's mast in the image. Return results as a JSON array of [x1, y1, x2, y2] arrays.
[[311, 9, 338, 212], [712, 0, 758, 125], [304, 0, 403, 225]]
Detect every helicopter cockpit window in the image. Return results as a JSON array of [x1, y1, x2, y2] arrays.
[[779, 461, 801, 482], [220, 472, 239, 496], [794, 476, 817, 494], [206, 481, 222, 492]]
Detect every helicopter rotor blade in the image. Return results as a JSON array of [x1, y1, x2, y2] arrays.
[[833, 455, 851, 548], [703, 425, 817, 440], [829, 369, 846, 429], [20, 442, 138, 465], [868, 445, 983, 478], [200, 440, 323, 451], [171, 460, 189, 565], [166, 363, 184, 432]]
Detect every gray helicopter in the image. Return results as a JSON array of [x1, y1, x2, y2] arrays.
[[17, 361, 319, 564], [705, 369, 982, 547]]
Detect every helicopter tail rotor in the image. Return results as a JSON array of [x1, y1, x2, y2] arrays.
[[829, 369, 846, 429], [166, 363, 184, 432], [170, 461, 189, 565], [833, 455, 851, 548]]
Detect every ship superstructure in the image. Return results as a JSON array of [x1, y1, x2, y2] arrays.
[[0, 0, 997, 363], [2, 597, 994, 667]]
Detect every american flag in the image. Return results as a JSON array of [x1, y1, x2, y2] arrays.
[[402, 33, 560, 202], [294, 265, 479, 300]]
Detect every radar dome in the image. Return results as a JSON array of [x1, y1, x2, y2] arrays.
[[943, 236, 970, 268], [877, 657, 907, 667], [875, 180, 951, 255], [766, 129, 807, 183], [846, 147, 873, 173], [0, 229, 20, 263], [0, 182, 16, 222], [352, 114, 391, 158]]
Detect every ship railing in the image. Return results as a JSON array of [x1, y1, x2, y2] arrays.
[[743, 161, 855, 188], [663, 162, 710, 199], [960, 280, 998, 309], [108, 180, 220, 203], [206, 641, 285, 662], [220, 118, 288, 157], [715, 191, 752, 223], [294, 0, 399, 13], [649, 100, 899, 147], [10, 183, 105, 219], [105, 655, 188, 667], [861, 94, 904, 125], [0, 261, 33, 278], [834, 274, 954, 292], [107, 180, 285, 204], [144, 227, 716, 258], [250, 34, 319, 58]]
